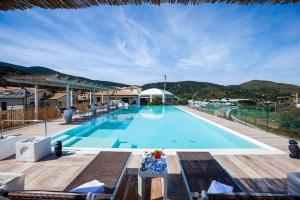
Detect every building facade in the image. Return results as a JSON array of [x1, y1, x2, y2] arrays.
[[0, 87, 53, 110], [95, 86, 141, 105]]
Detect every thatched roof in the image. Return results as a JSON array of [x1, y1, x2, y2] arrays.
[[0, 0, 299, 10]]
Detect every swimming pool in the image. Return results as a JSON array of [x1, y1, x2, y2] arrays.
[[51, 106, 258, 149]]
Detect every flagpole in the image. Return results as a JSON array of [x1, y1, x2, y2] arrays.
[[164, 75, 166, 91], [163, 75, 166, 105]]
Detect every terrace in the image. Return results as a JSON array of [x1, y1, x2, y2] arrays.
[[1, 1, 300, 200], [0, 105, 299, 199]]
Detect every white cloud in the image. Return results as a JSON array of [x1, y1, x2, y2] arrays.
[[0, 5, 300, 86]]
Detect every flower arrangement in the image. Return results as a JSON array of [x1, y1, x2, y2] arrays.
[[145, 149, 164, 159]]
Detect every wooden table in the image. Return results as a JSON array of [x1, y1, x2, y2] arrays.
[[138, 157, 168, 200]]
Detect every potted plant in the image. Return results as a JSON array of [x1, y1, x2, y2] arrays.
[[151, 149, 164, 159]]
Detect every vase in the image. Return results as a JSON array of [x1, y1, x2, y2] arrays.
[[54, 141, 62, 157]]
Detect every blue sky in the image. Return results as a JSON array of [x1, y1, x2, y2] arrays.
[[0, 4, 300, 86]]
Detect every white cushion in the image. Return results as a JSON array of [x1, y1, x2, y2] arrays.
[[71, 180, 104, 193], [207, 180, 233, 194], [288, 172, 300, 195]]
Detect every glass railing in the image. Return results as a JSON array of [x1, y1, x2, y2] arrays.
[[192, 103, 300, 138]]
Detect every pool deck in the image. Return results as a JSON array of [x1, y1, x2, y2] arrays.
[[0, 106, 300, 199], [0, 152, 95, 191]]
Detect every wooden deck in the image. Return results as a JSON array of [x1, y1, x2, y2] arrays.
[[118, 154, 300, 199], [1, 153, 300, 198], [0, 152, 94, 191], [215, 154, 300, 194], [0, 153, 189, 199]]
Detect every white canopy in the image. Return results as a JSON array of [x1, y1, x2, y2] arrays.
[[139, 88, 174, 104], [139, 88, 174, 96]]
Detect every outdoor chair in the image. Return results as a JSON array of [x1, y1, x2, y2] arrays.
[[5, 151, 131, 200], [177, 152, 300, 200], [177, 152, 241, 200]]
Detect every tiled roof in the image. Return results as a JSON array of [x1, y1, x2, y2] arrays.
[[0, 86, 47, 93], [0, 87, 41, 98], [49, 93, 66, 100]]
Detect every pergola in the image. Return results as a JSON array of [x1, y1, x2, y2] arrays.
[[3, 74, 117, 122], [0, 0, 299, 10]]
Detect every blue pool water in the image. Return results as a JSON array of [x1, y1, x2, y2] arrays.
[[51, 106, 258, 149]]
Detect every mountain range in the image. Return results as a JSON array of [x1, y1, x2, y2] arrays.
[[1, 61, 299, 100]]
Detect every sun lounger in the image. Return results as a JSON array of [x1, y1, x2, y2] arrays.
[[177, 152, 242, 200], [65, 151, 131, 198], [200, 192, 300, 200], [177, 152, 300, 200], [5, 151, 131, 200]]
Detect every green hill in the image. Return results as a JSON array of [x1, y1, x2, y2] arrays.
[[0, 61, 128, 87], [142, 81, 228, 99], [240, 80, 300, 94], [0, 61, 58, 74], [143, 80, 300, 100]]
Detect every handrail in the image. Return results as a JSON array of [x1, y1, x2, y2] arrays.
[[0, 119, 48, 139]]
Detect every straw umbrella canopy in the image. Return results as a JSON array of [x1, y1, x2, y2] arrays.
[[0, 0, 299, 11]]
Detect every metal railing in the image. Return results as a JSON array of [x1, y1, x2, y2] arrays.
[[0, 120, 48, 139]]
